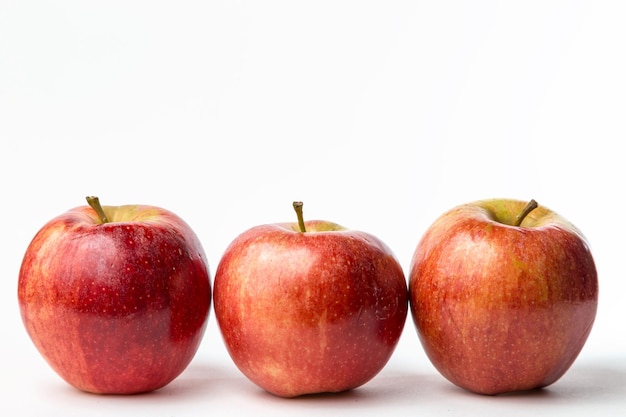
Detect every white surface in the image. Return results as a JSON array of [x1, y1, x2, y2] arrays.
[[1, 1, 625, 415]]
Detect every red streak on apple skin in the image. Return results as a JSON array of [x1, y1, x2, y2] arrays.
[[214, 221, 408, 397], [409, 204, 598, 395], [18, 205, 211, 394]]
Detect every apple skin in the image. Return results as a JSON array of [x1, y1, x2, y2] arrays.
[[409, 199, 598, 395], [213, 219, 408, 397], [18, 202, 211, 394]]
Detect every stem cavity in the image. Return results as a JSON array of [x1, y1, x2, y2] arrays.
[[514, 199, 539, 227], [86, 196, 109, 224], [293, 201, 306, 233]]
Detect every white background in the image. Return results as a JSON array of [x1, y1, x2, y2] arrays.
[[1, 1, 625, 415]]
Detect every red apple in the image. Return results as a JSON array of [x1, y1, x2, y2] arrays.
[[409, 198, 598, 395], [213, 202, 408, 397], [18, 196, 211, 394]]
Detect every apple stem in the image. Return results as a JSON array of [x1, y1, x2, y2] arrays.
[[86, 196, 109, 224], [293, 201, 306, 233], [514, 199, 539, 227]]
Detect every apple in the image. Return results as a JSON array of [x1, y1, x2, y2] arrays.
[[18, 196, 211, 394], [213, 202, 408, 397], [409, 198, 598, 395]]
